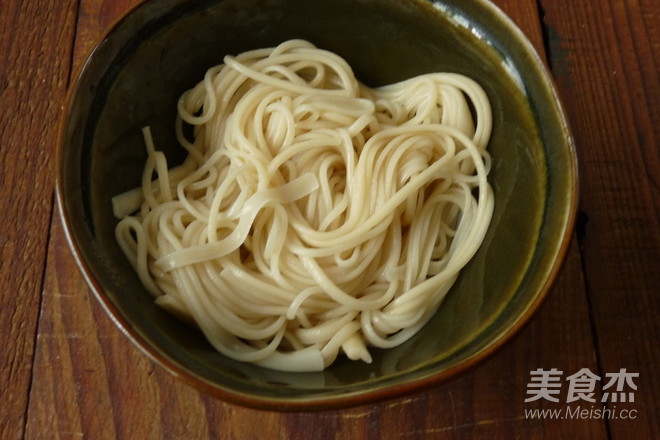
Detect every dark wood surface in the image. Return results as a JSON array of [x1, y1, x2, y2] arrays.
[[1, 0, 658, 438]]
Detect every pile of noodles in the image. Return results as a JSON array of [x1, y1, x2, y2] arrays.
[[112, 39, 494, 372]]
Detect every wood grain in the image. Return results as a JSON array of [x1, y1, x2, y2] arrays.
[[73, 0, 146, 73], [22, 0, 607, 439], [0, 2, 78, 439], [27, 219, 606, 438], [540, 0, 660, 437], [6, 0, 657, 438]]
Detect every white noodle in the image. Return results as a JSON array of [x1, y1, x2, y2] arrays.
[[112, 39, 494, 372]]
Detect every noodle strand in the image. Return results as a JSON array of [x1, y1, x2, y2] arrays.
[[113, 40, 494, 372]]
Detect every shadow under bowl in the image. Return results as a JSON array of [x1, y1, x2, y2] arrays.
[[57, 0, 577, 410]]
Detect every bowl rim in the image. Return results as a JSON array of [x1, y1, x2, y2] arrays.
[[55, 0, 579, 411]]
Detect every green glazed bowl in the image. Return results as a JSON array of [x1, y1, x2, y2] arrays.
[[57, 0, 577, 410]]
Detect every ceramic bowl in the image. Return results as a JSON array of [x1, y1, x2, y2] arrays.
[[57, 0, 577, 410]]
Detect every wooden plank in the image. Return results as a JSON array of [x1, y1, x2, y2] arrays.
[[0, 1, 78, 439], [26, 217, 150, 439], [24, 0, 607, 438], [73, 0, 144, 73], [539, 0, 660, 438], [28, 222, 605, 438]]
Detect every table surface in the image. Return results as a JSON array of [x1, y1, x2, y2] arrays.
[[1, 0, 658, 438]]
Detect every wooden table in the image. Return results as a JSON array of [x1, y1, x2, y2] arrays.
[[2, 0, 658, 438]]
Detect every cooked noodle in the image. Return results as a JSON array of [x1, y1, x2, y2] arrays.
[[112, 39, 494, 372]]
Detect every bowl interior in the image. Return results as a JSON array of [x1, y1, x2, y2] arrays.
[[59, 0, 576, 408]]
